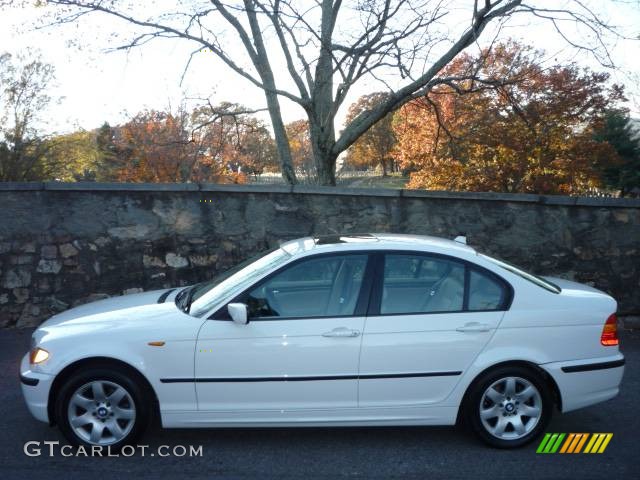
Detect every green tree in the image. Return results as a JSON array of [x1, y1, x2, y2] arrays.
[[42, 130, 102, 181], [94, 122, 119, 180], [0, 52, 57, 181], [593, 110, 640, 196]]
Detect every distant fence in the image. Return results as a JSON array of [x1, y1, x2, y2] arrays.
[[248, 170, 384, 185], [248, 172, 626, 197]]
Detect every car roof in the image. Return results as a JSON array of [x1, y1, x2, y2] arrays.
[[280, 233, 476, 257]]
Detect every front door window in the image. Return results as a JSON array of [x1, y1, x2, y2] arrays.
[[245, 254, 368, 319]]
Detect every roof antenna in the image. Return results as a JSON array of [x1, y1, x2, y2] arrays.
[[454, 233, 467, 245]]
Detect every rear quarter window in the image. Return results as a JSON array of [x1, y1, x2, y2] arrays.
[[468, 269, 506, 311]]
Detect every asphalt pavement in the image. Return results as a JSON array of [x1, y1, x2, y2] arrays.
[[1, 328, 638, 480]]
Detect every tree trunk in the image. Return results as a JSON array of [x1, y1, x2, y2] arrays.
[[308, 0, 337, 186], [239, 0, 297, 185], [381, 158, 388, 177], [315, 154, 337, 185], [264, 89, 297, 185], [310, 123, 337, 185]]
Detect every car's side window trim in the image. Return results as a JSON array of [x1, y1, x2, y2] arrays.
[[210, 251, 376, 321], [367, 251, 514, 317], [353, 253, 376, 317], [367, 252, 384, 316], [463, 265, 471, 311]]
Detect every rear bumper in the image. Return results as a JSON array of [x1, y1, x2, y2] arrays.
[[540, 353, 625, 413], [20, 353, 54, 423]]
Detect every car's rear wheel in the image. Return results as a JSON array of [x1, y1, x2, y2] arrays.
[[55, 367, 149, 449], [465, 365, 552, 448]]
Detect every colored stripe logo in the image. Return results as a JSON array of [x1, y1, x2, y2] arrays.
[[536, 433, 613, 454]]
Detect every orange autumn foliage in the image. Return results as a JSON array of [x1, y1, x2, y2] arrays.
[[285, 119, 314, 175], [393, 42, 624, 194], [111, 106, 277, 183], [114, 110, 231, 183]]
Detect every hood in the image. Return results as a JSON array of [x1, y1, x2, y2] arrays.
[[39, 288, 182, 330]]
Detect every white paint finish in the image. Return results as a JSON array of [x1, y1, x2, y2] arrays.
[[161, 405, 459, 428], [195, 317, 365, 410], [539, 353, 625, 412], [20, 354, 54, 422], [19, 234, 625, 435], [359, 311, 504, 406], [27, 289, 203, 413], [39, 289, 170, 326]]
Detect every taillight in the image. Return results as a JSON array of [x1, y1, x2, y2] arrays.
[[601, 314, 619, 346]]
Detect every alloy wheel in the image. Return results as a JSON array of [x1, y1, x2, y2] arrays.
[[67, 380, 136, 446], [479, 376, 543, 440]]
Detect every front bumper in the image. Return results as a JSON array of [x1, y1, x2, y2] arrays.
[[541, 353, 625, 413], [20, 353, 54, 423]]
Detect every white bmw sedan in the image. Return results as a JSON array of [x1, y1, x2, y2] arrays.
[[21, 234, 625, 449]]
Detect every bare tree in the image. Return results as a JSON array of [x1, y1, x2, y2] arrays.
[[38, 0, 625, 185]]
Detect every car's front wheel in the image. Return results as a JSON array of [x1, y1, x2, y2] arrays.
[[465, 366, 552, 448], [55, 367, 150, 449]]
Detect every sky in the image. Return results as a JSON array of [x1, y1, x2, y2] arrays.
[[1, 1, 639, 137]]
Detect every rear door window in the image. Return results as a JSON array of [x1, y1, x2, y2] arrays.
[[381, 254, 465, 314]]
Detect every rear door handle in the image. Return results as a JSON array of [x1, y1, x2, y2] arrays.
[[456, 322, 491, 333], [322, 327, 361, 338]]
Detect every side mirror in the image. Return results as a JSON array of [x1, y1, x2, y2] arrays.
[[227, 303, 249, 325]]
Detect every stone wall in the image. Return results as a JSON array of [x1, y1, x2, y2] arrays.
[[1, 182, 639, 328]]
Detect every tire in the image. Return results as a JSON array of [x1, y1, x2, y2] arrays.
[[465, 365, 552, 448], [55, 366, 150, 449]]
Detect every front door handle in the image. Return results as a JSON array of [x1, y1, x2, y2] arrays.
[[456, 322, 492, 333], [322, 327, 361, 338]]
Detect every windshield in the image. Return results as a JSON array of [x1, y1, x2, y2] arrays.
[[185, 247, 292, 317], [479, 253, 561, 294]]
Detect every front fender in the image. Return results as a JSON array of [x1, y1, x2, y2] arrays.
[[32, 314, 204, 415]]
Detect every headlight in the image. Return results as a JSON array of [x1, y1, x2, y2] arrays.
[[29, 347, 50, 364]]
